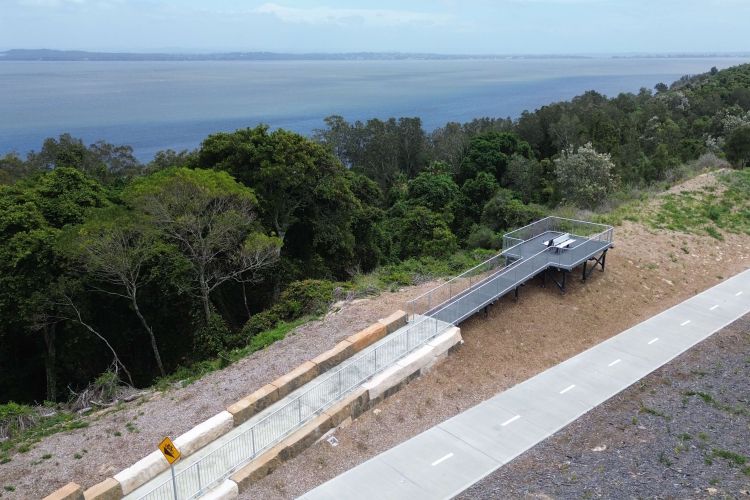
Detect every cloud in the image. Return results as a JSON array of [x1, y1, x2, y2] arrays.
[[254, 3, 452, 27]]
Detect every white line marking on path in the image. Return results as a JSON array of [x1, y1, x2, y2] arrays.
[[431, 453, 454, 466], [710, 305, 719, 311], [680, 320, 691, 326], [737, 291, 744, 296], [608, 359, 621, 367], [648, 337, 659, 345], [501, 415, 521, 427], [560, 384, 576, 394]]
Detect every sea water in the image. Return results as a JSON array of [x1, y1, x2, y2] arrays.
[[1, 57, 748, 161]]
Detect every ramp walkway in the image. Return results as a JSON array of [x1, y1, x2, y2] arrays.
[[300, 269, 750, 500], [409, 217, 614, 325], [128, 315, 452, 500]]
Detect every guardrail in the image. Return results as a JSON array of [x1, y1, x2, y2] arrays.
[[410, 217, 614, 323], [137, 315, 447, 500]]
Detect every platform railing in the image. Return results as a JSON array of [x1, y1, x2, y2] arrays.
[[411, 217, 614, 323], [406, 253, 506, 320], [136, 315, 449, 500]]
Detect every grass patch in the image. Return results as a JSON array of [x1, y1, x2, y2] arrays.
[[0, 403, 88, 460], [639, 405, 670, 419], [154, 317, 309, 391], [646, 170, 750, 236], [594, 169, 750, 238], [712, 448, 748, 466], [684, 390, 750, 417]]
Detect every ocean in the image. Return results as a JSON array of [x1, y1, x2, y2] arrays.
[[1, 57, 748, 161]]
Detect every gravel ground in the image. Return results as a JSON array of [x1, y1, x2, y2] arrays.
[[458, 315, 750, 500], [0, 281, 440, 498], [245, 217, 750, 499]]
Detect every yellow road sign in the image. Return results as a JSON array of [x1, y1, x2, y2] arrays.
[[158, 437, 181, 464]]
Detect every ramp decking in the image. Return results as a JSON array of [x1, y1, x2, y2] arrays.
[[413, 217, 614, 325]]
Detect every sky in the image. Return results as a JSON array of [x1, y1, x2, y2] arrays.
[[1, 0, 749, 54]]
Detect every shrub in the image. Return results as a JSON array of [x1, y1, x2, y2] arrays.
[[241, 310, 281, 338], [241, 279, 336, 339], [481, 189, 546, 232], [193, 313, 233, 358], [466, 225, 503, 250], [555, 142, 618, 209], [0, 403, 36, 441]]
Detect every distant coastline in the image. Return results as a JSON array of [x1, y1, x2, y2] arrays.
[[2, 49, 750, 62]]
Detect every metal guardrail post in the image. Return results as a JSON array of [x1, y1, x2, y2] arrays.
[[197, 462, 202, 492]]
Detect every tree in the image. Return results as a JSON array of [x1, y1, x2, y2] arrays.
[[125, 168, 281, 323], [388, 204, 457, 260], [458, 131, 533, 184], [480, 189, 545, 232], [460, 171, 499, 224], [195, 126, 357, 278], [0, 167, 107, 401], [406, 172, 461, 222], [554, 143, 618, 209], [69, 207, 166, 376], [505, 154, 545, 204], [725, 126, 750, 168]]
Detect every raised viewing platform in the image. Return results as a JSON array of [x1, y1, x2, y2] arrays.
[[408, 217, 614, 325]]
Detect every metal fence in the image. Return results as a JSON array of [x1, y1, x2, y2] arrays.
[[136, 315, 447, 500], [409, 217, 614, 324], [502, 216, 612, 254]]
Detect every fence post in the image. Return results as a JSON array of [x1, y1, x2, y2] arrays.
[[197, 462, 202, 493], [251, 427, 256, 457], [297, 398, 302, 423]]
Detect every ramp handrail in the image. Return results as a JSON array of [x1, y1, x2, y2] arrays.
[[135, 314, 450, 500]]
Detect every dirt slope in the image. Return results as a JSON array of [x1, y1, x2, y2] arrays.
[[245, 187, 750, 497]]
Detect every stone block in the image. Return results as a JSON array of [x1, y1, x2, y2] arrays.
[[378, 310, 407, 334], [43, 483, 84, 500], [347, 323, 387, 353], [174, 411, 233, 456], [201, 479, 239, 500], [270, 361, 320, 399], [230, 445, 283, 492], [227, 384, 279, 425], [323, 387, 370, 426], [113, 451, 166, 495], [276, 413, 334, 461], [82, 478, 122, 500], [311, 340, 355, 373]]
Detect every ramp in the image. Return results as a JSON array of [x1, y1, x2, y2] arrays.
[[410, 217, 614, 325]]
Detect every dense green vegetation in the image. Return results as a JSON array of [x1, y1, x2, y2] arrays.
[[1, 63, 749, 415]]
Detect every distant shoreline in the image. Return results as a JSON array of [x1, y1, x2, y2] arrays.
[[2, 49, 750, 62]]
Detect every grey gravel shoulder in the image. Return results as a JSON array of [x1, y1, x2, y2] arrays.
[[458, 314, 750, 500]]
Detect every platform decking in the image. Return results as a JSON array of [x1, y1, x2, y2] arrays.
[[412, 217, 614, 326]]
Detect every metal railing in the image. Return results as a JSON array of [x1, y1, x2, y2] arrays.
[[409, 217, 614, 323], [136, 315, 447, 500], [502, 216, 611, 254]]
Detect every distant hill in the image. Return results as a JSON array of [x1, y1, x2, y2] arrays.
[[0, 49, 598, 62]]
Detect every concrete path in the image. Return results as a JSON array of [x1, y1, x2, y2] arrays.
[[300, 269, 750, 500]]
